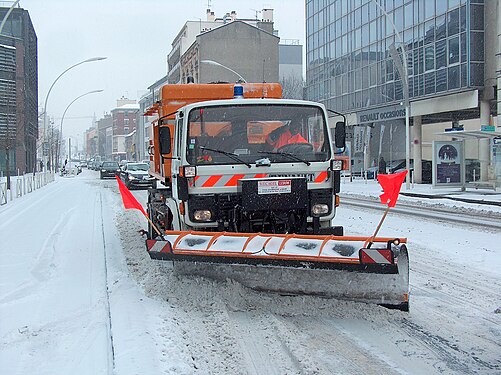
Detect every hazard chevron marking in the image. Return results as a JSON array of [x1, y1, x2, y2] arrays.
[[360, 249, 393, 264]]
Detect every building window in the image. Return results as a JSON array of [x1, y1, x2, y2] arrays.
[[470, 4, 484, 31], [404, 3, 413, 28], [435, 39, 447, 69], [460, 63, 467, 87], [425, 45, 435, 71], [424, 71, 435, 94], [424, 0, 435, 20], [436, 15, 446, 40], [436, 68, 447, 92], [460, 33, 467, 63], [460, 5, 466, 32], [424, 19, 435, 44], [447, 8, 459, 37], [470, 62, 484, 87], [448, 36, 460, 65], [448, 65, 460, 89], [469, 32, 484, 61], [436, 0, 447, 15]]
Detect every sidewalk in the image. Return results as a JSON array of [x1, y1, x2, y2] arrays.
[[339, 177, 501, 210]]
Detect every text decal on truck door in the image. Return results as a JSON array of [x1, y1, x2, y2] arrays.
[[257, 180, 292, 195]]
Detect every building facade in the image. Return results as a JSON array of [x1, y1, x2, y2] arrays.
[[110, 98, 139, 162], [0, 7, 37, 175], [306, 0, 500, 184], [168, 8, 279, 85], [97, 114, 112, 161], [138, 75, 168, 162], [279, 41, 304, 98], [193, 20, 279, 84]]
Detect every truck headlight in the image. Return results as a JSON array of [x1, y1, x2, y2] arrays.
[[312, 204, 329, 216], [128, 175, 136, 180], [330, 160, 343, 171], [183, 166, 196, 177], [194, 210, 212, 221]]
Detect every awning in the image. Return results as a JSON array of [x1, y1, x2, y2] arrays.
[[436, 129, 501, 140]]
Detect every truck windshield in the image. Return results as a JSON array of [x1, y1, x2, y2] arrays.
[[186, 104, 330, 166]]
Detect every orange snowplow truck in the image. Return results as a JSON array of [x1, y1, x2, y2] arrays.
[[143, 82, 410, 312], [144, 82, 347, 237]]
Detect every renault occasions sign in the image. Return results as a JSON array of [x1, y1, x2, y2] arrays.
[[358, 104, 406, 124]]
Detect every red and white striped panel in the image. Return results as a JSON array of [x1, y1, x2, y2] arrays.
[[189, 172, 329, 188], [146, 240, 172, 254], [359, 249, 394, 264]]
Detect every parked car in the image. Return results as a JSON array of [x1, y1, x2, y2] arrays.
[[92, 161, 103, 170], [119, 162, 153, 189], [100, 161, 120, 179]]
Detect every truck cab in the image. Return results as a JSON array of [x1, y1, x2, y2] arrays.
[[149, 96, 346, 237]]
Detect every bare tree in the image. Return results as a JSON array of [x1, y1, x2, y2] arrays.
[[279, 74, 305, 100]]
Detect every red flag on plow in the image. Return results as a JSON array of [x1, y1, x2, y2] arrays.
[[115, 175, 147, 216], [377, 170, 408, 207], [116, 176, 164, 237]]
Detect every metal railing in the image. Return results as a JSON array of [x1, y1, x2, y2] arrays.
[[0, 171, 55, 206]]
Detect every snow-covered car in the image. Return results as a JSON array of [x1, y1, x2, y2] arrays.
[[100, 161, 120, 179], [119, 162, 153, 189]]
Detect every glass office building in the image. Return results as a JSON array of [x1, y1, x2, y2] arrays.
[[305, 0, 500, 182], [0, 7, 38, 175], [306, 0, 485, 111]]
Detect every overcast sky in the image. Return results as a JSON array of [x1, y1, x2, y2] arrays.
[[17, 0, 305, 145]]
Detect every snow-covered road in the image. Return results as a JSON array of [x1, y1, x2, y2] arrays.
[[1, 169, 500, 374]]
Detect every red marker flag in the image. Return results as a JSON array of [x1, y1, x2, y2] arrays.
[[116, 175, 147, 216], [377, 170, 408, 207]]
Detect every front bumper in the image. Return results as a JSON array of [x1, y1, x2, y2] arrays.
[[101, 170, 118, 178]]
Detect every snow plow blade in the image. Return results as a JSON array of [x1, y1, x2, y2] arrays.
[[146, 231, 409, 311]]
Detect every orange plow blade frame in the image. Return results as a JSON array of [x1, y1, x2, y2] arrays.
[[146, 231, 410, 311]]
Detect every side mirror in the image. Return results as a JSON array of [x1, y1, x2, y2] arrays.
[[334, 121, 346, 149], [159, 126, 171, 154]]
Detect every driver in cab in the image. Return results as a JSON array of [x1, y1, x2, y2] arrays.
[[266, 120, 309, 151]]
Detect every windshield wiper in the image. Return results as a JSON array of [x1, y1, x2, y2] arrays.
[[258, 151, 311, 166], [200, 147, 252, 168]]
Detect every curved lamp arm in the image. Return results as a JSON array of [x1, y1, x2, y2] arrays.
[[200, 59, 247, 83], [42, 57, 107, 156], [56, 89, 104, 170], [43, 57, 107, 121]]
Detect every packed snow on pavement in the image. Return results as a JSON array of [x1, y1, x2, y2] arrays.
[[1, 169, 500, 374]]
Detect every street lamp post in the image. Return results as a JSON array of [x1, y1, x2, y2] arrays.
[[200, 59, 247, 83], [372, 0, 410, 189], [42, 57, 107, 171], [56, 89, 104, 171]]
